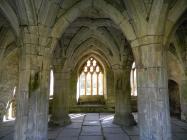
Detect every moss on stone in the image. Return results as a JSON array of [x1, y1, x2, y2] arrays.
[[29, 72, 40, 97]]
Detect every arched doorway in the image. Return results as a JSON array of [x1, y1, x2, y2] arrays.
[[168, 80, 181, 118]]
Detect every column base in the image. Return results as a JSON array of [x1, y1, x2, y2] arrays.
[[181, 113, 187, 122], [113, 113, 137, 126], [49, 115, 71, 126], [0, 115, 3, 122]]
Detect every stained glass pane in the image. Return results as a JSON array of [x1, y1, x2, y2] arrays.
[[84, 66, 88, 72], [96, 66, 100, 72], [98, 73, 103, 95], [87, 60, 91, 66], [93, 60, 96, 66], [86, 72, 91, 95], [80, 73, 85, 95], [92, 72, 97, 95], [90, 66, 94, 72]]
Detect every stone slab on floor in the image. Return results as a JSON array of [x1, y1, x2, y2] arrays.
[[81, 126, 102, 135], [84, 115, 100, 121], [130, 136, 139, 140], [65, 122, 82, 129], [104, 133, 130, 140], [1, 113, 187, 140], [0, 133, 14, 140], [103, 127, 124, 134], [101, 122, 120, 128], [56, 136, 78, 140], [83, 120, 100, 126], [69, 113, 85, 123], [58, 128, 81, 137], [79, 136, 103, 140], [122, 125, 139, 135]]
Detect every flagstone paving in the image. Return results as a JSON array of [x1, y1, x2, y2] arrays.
[[0, 113, 187, 140]]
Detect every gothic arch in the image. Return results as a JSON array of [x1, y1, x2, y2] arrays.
[[64, 38, 120, 71], [165, 0, 187, 44], [168, 79, 181, 117], [167, 52, 185, 84], [51, 0, 136, 42], [58, 38, 118, 110], [65, 29, 121, 63], [75, 54, 108, 102], [0, 48, 18, 121], [0, 0, 19, 36]]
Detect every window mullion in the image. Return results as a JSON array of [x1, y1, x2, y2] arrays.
[[85, 73, 87, 95], [91, 74, 93, 95], [97, 74, 99, 95], [79, 75, 80, 97], [102, 74, 104, 95]]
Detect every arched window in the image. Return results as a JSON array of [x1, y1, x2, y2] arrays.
[[49, 69, 54, 99], [4, 87, 16, 121], [130, 62, 137, 96], [77, 57, 104, 98]]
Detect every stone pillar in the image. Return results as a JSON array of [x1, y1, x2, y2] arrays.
[[113, 68, 136, 126], [15, 26, 50, 140], [132, 36, 172, 140], [0, 101, 5, 122], [180, 78, 187, 121], [50, 63, 71, 125]]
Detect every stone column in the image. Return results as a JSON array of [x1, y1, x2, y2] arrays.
[[0, 101, 5, 122], [15, 26, 50, 140], [132, 36, 172, 140], [180, 78, 187, 121], [50, 62, 71, 126], [113, 68, 136, 126]]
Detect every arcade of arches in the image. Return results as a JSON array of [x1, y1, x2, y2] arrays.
[[0, 0, 187, 140]]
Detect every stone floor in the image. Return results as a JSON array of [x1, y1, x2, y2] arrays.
[[0, 113, 187, 140]]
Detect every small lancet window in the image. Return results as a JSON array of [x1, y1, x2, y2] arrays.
[[130, 62, 137, 96]]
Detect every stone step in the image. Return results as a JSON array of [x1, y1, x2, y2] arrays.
[[70, 105, 115, 113]]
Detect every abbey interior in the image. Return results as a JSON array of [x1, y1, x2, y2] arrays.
[[0, 0, 187, 140]]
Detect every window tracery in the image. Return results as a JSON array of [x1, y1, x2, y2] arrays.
[[78, 57, 104, 96]]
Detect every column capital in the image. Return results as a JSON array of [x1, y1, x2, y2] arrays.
[[20, 25, 51, 37], [130, 34, 164, 48], [112, 64, 131, 72], [18, 25, 52, 48]]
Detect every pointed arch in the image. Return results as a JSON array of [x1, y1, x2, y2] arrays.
[[65, 28, 120, 62], [0, 0, 19, 36], [51, 0, 136, 42], [64, 37, 119, 70], [165, 0, 187, 43], [77, 56, 104, 96]]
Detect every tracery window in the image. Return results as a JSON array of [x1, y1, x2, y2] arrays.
[[78, 57, 104, 97]]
